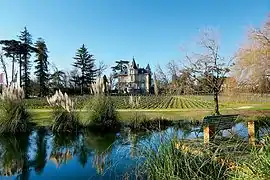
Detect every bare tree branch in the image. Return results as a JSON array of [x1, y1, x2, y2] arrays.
[[183, 28, 231, 115]]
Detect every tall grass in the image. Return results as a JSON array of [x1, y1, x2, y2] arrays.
[[232, 136, 270, 180], [127, 112, 173, 131], [141, 138, 231, 180], [81, 95, 120, 130], [47, 90, 80, 132], [0, 85, 31, 133]]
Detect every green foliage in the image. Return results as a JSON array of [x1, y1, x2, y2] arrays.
[[82, 95, 120, 130], [127, 112, 173, 131], [47, 90, 80, 132], [51, 108, 80, 132], [24, 95, 216, 110], [0, 101, 30, 133], [142, 138, 229, 180], [232, 137, 270, 180], [49, 67, 66, 91], [0, 133, 30, 177], [33, 128, 47, 174], [73, 44, 97, 94], [0, 40, 21, 83], [19, 27, 34, 98], [34, 38, 49, 97], [0, 86, 31, 134]]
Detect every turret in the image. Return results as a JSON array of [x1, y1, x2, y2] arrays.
[[146, 64, 151, 73], [129, 57, 138, 83], [145, 64, 151, 93]]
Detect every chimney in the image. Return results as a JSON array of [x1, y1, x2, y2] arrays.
[[137, 64, 139, 68]]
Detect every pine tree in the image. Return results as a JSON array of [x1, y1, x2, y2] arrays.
[[34, 38, 49, 97], [73, 44, 97, 95], [18, 27, 33, 98]]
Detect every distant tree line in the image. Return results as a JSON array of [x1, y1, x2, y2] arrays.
[[0, 27, 102, 98]]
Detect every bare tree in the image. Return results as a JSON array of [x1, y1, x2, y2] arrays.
[[97, 60, 108, 77], [0, 52, 8, 86], [155, 64, 170, 94], [153, 73, 159, 95], [109, 73, 115, 90], [155, 64, 169, 83], [234, 15, 270, 93], [185, 29, 232, 115], [166, 60, 180, 79]]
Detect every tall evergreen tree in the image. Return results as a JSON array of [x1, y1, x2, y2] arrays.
[[18, 27, 33, 98], [73, 44, 97, 95], [34, 38, 49, 97]]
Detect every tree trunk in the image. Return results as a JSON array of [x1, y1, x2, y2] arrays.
[[19, 54, 22, 87], [24, 53, 29, 98], [214, 92, 220, 115], [80, 83, 83, 95], [11, 55, 15, 84], [0, 55, 9, 86]]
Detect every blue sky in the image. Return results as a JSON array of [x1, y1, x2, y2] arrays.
[[0, 0, 269, 75]]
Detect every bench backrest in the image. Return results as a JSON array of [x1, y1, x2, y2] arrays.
[[203, 114, 239, 131]]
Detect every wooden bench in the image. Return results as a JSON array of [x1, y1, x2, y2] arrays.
[[202, 114, 239, 144]]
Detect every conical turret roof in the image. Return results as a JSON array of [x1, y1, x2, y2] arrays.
[[131, 57, 137, 69]]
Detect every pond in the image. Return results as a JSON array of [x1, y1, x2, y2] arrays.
[[0, 121, 269, 179]]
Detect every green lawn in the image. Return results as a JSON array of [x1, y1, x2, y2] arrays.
[[29, 105, 270, 126], [26, 94, 270, 126]]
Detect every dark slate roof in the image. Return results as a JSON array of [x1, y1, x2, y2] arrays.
[[138, 68, 147, 74], [131, 57, 137, 69], [146, 64, 151, 71]]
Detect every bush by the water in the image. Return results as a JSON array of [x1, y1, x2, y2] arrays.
[[47, 90, 80, 132], [82, 95, 119, 130], [127, 112, 173, 131], [0, 85, 31, 133]]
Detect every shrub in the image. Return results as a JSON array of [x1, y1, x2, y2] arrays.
[[47, 90, 80, 132], [0, 85, 31, 133], [82, 95, 120, 130], [127, 113, 173, 131]]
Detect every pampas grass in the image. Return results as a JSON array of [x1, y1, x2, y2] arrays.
[[47, 90, 80, 132], [0, 85, 31, 133]]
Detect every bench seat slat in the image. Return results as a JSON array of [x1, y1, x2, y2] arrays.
[[202, 114, 239, 131]]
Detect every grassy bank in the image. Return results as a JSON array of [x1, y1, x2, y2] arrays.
[[30, 108, 270, 126]]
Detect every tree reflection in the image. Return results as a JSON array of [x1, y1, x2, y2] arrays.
[[50, 132, 79, 168], [84, 130, 115, 175], [0, 133, 30, 179], [33, 128, 48, 175]]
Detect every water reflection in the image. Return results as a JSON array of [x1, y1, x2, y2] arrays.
[[33, 128, 47, 174], [84, 131, 115, 175], [0, 120, 269, 179], [50, 132, 79, 168], [0, 133, 30, 178]]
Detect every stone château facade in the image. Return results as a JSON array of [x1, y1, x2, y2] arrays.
[[117, 58, 151, 94]]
